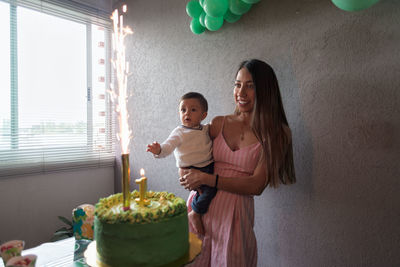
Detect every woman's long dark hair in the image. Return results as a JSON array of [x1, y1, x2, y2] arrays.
[[235, 59, 296, 187]]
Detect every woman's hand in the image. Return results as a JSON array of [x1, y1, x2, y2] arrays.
[[178, 168, 188, 179], [179, 168, 212, 191]]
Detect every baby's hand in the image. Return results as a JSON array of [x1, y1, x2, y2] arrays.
[[146, 141, 161, 155]]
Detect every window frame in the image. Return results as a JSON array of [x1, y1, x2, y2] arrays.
[[0, 0, 115, 177]]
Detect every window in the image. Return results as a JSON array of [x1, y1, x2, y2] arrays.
[[0, 0, 114, 176]]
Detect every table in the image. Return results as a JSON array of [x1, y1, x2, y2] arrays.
[[1, 233, 202, 266], [0, 238, 90, 267]]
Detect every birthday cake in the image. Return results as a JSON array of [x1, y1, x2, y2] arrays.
[[94, 190, 189, 267]]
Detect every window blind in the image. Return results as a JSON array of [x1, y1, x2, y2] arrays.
[[2, 0, 112, 28], [0, 0, 115, 177]]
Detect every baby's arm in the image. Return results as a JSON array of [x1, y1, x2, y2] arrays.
[[146, 141, 161, 155], [146, 127, 182, 158]]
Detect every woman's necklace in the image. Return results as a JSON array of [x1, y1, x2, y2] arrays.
[[238, 113, 251, 141], [240, 127, 245, 140], [240, 122, 246, 141]]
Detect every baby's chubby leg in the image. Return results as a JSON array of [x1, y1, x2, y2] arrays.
[[188, 210, 204, 237]]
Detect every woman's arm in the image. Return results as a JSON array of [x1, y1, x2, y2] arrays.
[[180, 159, 268, 196]]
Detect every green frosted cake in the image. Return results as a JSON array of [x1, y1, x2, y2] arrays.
[[94, 191, 189, 267]]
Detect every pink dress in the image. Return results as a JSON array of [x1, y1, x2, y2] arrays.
[[187, 118, 262, 267]]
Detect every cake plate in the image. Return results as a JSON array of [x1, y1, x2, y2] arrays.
[[84, 232, 202, 267]]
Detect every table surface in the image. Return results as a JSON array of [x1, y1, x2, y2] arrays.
[[0, 238, 90, 267], [1, 234, 201, 267]]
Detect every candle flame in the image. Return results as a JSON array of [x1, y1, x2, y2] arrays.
[[122, 4, 127, 13], [110, 7, 133, 154], [140, 168, 145, 176]]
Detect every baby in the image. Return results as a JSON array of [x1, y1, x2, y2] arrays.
[[147, 92, 216, 235]]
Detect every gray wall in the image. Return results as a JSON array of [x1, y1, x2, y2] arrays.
[[119, 0, 400, 266], [0, 168, 114, 248]]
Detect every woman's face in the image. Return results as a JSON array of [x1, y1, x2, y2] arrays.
[[234, 67, 255, 113]]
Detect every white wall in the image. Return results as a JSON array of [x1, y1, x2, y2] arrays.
[[0, 167, 114, 248]]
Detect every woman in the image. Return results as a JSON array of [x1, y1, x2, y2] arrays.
[[180, 59, 296, 267]]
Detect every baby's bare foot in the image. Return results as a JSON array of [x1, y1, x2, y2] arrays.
[[189, 210, 204, 236]]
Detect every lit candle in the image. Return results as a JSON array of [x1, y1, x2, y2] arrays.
[[135, 168, 150, 206]]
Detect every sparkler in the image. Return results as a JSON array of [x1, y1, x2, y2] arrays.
[[110, 5, 133, 211]]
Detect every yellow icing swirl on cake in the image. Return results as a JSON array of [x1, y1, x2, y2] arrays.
[[95, 190, 187, 224]]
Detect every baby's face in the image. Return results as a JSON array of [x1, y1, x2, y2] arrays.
[[179, 98, 206, 128]]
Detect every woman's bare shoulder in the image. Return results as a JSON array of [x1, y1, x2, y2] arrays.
[[209, 116, 225, 139], [211, 115, 225, 125]]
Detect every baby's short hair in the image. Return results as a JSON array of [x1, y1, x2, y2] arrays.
[[180, 92, 208, 112]]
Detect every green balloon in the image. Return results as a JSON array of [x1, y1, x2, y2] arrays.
[[190, 18, 206, 34], [229, 0, 252, 15], [223, 9, 241, 23], [186, 0, 203, 18], [242, 0, 260, 3], [199, 11, 206, 27], [203, 0, 229, 18], [331, 0, 380, 11], [205, 14, 224, 31]]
